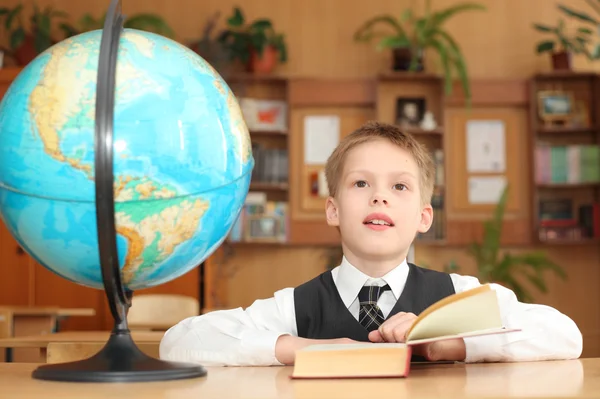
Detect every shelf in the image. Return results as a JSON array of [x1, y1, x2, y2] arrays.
[[249, 182, 289, 191], [250, 130, 287, 136], [401, 126, 444, 136], [533, 71, 596, 81], [537, 182, 600, 189], [537, 237, 600, 245], [537, 126, 599, 135], [378, 71, 442, 82], [222, 73, 288, 84]]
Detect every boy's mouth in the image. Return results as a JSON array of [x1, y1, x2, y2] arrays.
[[363, 213, 394, 229]]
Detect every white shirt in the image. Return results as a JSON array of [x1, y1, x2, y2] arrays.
[[159, 257, 583, 366]]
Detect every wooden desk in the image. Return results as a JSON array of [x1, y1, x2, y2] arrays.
[[0, 331, 164, 362], [0, 306, 95, 362], [0, 358, 594, 398]]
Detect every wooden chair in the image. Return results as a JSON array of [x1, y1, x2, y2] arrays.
[[46, 341, 159, 364], [126, 294, 199, 331]]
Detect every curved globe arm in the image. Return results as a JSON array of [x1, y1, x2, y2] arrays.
[[94, 0, 130, 326]]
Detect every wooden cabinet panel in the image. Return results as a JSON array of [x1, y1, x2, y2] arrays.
[[0, 222, 31, 306], [443, 107, 531, 245]]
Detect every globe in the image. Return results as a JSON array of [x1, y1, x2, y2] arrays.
[[0, 28, 253, 291]]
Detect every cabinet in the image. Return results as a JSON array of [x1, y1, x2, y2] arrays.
[[376, 73, 446, 244], [528, 72, 600, 245]]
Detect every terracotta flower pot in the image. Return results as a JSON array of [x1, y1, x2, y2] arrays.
[[13, 35, 39, 66], [248, 45, 278, 74], [551, 51, 572, 71]]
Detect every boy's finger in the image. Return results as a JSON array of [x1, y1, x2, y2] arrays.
[[368, 330, 384, 342]]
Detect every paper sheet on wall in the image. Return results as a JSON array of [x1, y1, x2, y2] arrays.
[[304, 115, 340, 165], [466, 120, 506, 173], [468, 176, 507, 204]]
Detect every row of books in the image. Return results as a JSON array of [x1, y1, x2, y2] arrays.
[[228, 192, 288, 243], [538, 198, 600, 242], [251, 144, 288, 185], [432, 149, 444, 187], [535, 144, 600, 184]]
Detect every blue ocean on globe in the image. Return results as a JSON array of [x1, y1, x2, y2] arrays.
[[0, 29, 253, 290]]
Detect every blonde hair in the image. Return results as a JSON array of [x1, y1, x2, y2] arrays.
[[324, 121, 435, 205]]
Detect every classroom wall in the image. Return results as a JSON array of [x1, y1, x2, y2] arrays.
[[1, 0, 599, 355]]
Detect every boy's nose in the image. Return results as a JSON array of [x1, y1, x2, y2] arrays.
[[371, 195, 388, 206]]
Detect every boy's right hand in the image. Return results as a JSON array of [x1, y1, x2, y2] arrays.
[[275, 335, 356, 365]]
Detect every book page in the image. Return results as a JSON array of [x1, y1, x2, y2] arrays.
[[406, 287, 502, 341]]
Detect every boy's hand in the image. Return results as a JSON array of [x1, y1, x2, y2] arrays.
[[368, 311, 466, 362], [275, 335, 357, 365]]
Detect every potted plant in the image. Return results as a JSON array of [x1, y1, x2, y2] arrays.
[[0, 3, 69, 66], [59, 12, 174, 38], [556, 2, 600, 60], [444, 186, 567, 303], [187, 12, 231, 76], [353, 1, 486, 102], [532, 19, 593, 70], [217, 7, 288, 74]]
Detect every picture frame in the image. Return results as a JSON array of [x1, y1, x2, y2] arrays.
[[395, 97, 426, 128], [537, 90, 574, 123]]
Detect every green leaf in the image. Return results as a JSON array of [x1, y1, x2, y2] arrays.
[[10, 27, 25, 50], [376, 35, 410, 50], [59, 22, 79, 38], [429, 3, 486, 28], [557, 4, 599, 24], [578, 27, 594, 35], [400, 9, 413, 22], [34, 32, 51, 53], [532, 23, 556, 33], [437, 29, 472, 105], [227, 7, 244, 27], [124, 14, 175, 37], [354, 15, 407, 42], [430, 38, 452, 95], [536, 40, 555, 53], [0, 8, 9, 16], [6, 4, 23, 30], [594, 43, 600, 59], [250, 19, 272, 31]]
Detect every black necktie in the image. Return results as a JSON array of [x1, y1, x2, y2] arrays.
[[358, 284, 391, 332]]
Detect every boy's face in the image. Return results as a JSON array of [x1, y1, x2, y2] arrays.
[[325, 139, 433, 263]]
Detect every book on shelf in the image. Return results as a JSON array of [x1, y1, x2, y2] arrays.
[[535, 144, 600, 184], [251, 143, 289, 186], [291, 284, 519, 379], [228, 192, 288, 243], [538, 198, 600, 241]]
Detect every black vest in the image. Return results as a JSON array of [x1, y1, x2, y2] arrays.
[[294, 263, 455, 342]]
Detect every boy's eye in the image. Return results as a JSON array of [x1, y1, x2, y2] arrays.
[[393, 183, 407, 191], [353, 180, 368, 188]]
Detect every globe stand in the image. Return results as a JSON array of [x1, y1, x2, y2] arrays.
[[31, 0, 207, 382]]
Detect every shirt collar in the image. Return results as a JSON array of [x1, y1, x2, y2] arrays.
[[335, 256, 409, 308]]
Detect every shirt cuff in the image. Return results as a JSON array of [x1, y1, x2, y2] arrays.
[[240, 330, 289, 366]]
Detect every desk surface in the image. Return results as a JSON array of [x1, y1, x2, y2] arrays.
[[0, 331, 164, 348], [0, 358, 596, 398], [0, 306, 95, 317]]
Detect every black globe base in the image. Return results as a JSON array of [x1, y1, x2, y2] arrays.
[[31, 331, 207, 382]]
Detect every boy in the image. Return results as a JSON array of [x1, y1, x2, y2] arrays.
[[160, 121, 583, 366]]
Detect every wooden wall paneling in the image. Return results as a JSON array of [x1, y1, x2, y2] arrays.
[[286, 78, 375, 245]]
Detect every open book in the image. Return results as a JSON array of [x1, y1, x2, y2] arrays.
[[291, 284, 519, 379]]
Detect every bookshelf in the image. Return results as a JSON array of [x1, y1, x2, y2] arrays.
[[224, 74, 290, 244], [529, 72, 600, 245], [375, 73, 446, 245]]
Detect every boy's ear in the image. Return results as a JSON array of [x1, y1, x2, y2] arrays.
[[325, 196, 339, 227], [417, 203, 433, 233]]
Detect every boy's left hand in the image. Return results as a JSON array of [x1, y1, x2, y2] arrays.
[[367, 311, 466, 362]]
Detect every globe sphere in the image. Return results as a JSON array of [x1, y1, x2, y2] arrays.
[[0, 29, 253, 291]]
